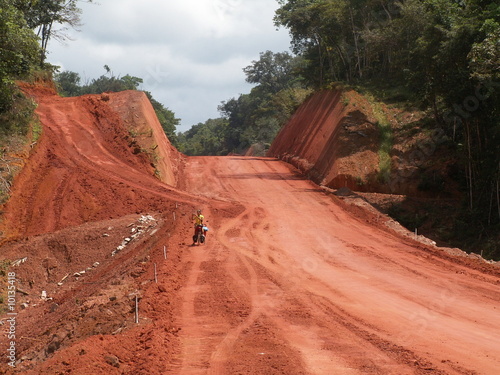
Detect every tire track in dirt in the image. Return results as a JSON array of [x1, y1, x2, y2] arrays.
[[208, 207, 281, 374], [176, 156, 500, 374], [216, 214, 425, 373]]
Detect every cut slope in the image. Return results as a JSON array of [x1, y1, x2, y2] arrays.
[[0, 86, 188, 239], [107, 91, 181, 186], [268, 88, 451, 198], [268, 89, 381, 191]]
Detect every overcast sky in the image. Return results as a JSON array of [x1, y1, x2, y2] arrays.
[[47, 0, 291, 132]]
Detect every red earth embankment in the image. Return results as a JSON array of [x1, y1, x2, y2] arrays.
[[0, 86, 186, 239], [268, 89, 451, 198], [107, 91, 181, 186], [0, 85, 225, 374], [268, 89, 381, 191]]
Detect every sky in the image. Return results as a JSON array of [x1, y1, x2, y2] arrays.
[[47, 0, 292, 132]]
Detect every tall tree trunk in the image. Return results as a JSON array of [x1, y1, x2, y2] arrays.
[[465, 120, 474, 210], [350, 8, 362, 79]]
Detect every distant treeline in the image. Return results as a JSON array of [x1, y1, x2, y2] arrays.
[[177, 51, 311, 156]]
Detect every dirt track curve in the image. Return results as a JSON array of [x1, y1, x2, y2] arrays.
[[171, 156, 500, 375], [1, 88, 499, 374]]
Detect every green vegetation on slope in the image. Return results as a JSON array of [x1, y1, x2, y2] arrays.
[[1, 0, 46, 205]]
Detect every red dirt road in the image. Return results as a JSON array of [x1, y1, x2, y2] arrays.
[[172, 156, 500, 374]]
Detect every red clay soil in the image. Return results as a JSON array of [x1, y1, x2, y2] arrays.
[[0, 86, 188, 239], [1, 87, 499, 374], [267, 89, 444, 197], [268, 89, 381, 192]]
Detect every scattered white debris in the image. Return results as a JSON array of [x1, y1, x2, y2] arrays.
[[111, 215, 157, 256], [93, 262, 100, 268], [103, 233, 110, 237], [58, 274, 70, 286], [139, 214, 156, 224], [41, 291, 48, 300], [12, 257, 28, 267]]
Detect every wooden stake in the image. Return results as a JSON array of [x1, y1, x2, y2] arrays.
[[135, 296, 139, 324], [154, 264, 158, 283], [163, 245, 167, 259]]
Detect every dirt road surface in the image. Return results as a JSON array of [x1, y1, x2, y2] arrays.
[[170, 156, 500, 375]]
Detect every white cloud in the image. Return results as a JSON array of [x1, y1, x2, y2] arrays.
[[47, 0, 291, 132]]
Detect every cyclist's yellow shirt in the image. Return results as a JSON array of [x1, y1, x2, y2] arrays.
[[194, 214, 204, 225]]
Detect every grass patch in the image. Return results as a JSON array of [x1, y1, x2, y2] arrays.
[[0, 90, 39, 205], [366, 97, 393, 183], [0, 259, 11, 313]]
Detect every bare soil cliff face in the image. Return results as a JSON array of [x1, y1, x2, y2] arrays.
[[106, 91, 181, 186], [268, 89, 379, 191], [268, 88, 457, 198]]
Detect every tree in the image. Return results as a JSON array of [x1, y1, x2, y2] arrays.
[[145, 92, 180, 147], [0, 0, 40, 114], [19, 0, 94, 65], [177, 118, 228, 156], [243, 50, 303, 94], [54, 70, 81, 96]]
